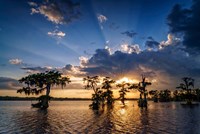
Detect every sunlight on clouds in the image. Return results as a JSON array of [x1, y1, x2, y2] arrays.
[[116, 77, 139, 84], [97, 14, 107, 23], [105, 46, 112, 54], [48, 29, 66, 38], [79, 56, 88, 67], [120, 43, 141, 54], [9, 58, 23, 65], [30, 8, 39, 14], [28, 0, 81, 24], [97, 14, 107, 30], [61, 65, 86, 76], [159, 33, 180, 49]]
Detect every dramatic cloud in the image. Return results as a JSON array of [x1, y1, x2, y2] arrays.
[[79, 56, 89, 67], [120, 43, 141, 54], [159, 34, 181, 49], [121, 30, 137, 38], [28, 0, 81, 24], [79, 43, 200, 89], [48, 29, 66, 38], [58, 64, 85, 76], [97, 14, 107, 23], [145, 34, 181, 51], [167, 0, 200, 53], [9, 58, 22, 65], [0, 77, 21, 89]]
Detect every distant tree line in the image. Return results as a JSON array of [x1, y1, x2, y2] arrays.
[[148, 88, 200, 102], [149, 77, 200, 104]]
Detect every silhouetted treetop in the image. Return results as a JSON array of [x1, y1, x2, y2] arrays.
[[176, 77, 194, 90], [17, 70, 71, 95]]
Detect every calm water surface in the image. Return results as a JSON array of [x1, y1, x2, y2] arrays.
[[0, 101, 200, 134]]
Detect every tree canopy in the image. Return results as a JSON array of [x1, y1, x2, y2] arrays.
[[17, 70, 71, 95]]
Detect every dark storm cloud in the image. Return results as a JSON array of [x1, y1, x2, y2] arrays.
[[145, 37, 160, 49], [28, 0, 81, 24], [121, 30, 137, 38], [0, 77, 21, 89], [80, 45, 200, 88], [64, 64, 73, 70], [167, 0, 200, 52]]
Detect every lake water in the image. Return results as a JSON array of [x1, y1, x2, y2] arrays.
[[0, 101, 200, 134]]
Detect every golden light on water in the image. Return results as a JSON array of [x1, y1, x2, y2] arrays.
[[119, 108, 126, 115]]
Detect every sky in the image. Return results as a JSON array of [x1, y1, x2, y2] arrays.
[[1, 0, 200, 98]]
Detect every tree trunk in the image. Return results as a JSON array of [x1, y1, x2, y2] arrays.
[[138, 93, 143, 107], [143, 92, 147, 107], [41, 84, 51, 109], [46, 84, 50, 96]]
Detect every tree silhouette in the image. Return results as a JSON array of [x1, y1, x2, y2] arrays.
[[116, 82, 130, 106], [176, 77, 194, 104], [173, 90, 185, 101], [158, 89, 171, 102], [149, 90, 158, 102], [83, 76, 103, 110], [102, 77, 115, 105], [194, 88, 200, 102], [129, 75, 151, 107], [17, 70, 70, 109]]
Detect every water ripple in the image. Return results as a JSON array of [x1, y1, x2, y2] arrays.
[[1, 101, 200, 134]]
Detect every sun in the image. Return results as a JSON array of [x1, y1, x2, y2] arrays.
[[116, 77, 139, 84]]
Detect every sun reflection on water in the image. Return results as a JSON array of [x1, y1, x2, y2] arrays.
[[119, 108, 126, 115]]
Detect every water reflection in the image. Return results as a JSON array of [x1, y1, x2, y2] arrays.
[[1, 101, 200, 134], [12, 109, 52, 133]]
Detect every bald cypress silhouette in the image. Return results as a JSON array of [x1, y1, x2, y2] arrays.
[[102, 77, 115, 105], [129, 75, 151, 107], [116, 82, 130, 106], [83, 76, 104, 110], [176, 77, 195, 105], [17, 70, 70, 109]]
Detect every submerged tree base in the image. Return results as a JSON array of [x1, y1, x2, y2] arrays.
[[31, 102, 42, 108], [138, 99, 147, 108], [31, 95, 51, 109]]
